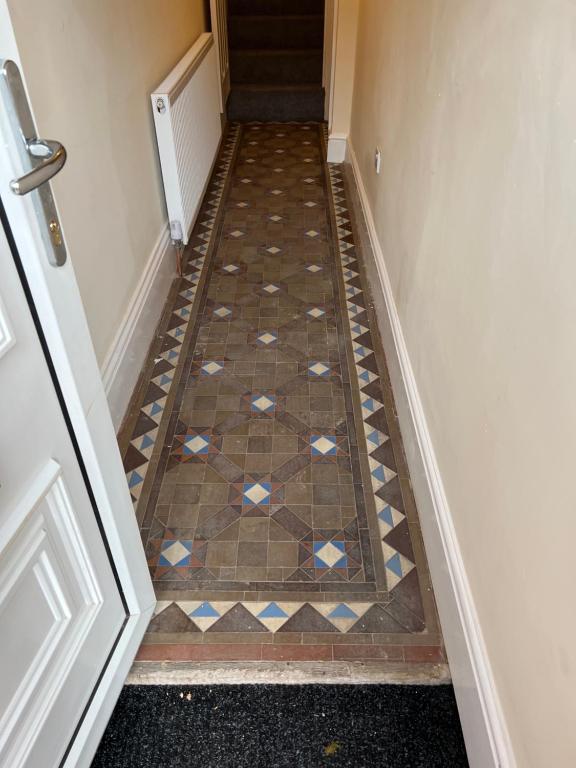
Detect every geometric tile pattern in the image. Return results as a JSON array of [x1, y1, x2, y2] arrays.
[[120, 123, 441, 654], [137, 125, 379, 590], [148, 599, 423, 634]]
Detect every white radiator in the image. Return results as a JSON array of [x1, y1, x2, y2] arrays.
[[151, 33, 222, 245]]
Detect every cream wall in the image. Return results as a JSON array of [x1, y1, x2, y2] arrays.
[[7, 0, 207, 364], [350, 1, 576, 766]]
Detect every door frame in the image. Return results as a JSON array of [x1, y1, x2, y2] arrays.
[[209, 0, 231, 115], [323, 0, 338, 125], [0, 5, 155, 767]]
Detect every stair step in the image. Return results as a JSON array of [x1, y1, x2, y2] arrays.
[[228, 15, 324, 51], [227, 84, 325, 122], [230, 49, 323, 85], [228, 0, 325, 16]]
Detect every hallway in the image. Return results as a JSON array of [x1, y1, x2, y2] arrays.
[[120, 122, 443, 666], [5, 0, 576, 762]]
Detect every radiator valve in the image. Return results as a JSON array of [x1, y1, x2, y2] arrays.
[[170, 220, 184, 276], [170, 220, 183, 244]]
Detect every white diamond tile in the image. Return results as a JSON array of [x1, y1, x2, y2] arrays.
[[244, 483, 270, 505]]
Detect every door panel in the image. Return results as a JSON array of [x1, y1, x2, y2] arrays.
[[0, 221, 126, 768]]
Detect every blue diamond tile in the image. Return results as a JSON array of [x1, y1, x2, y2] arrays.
[[128, 470, 144, 489], [378, 506, 395, 528], [243, 482, 272, 506], [190, 602, 220, 618], [201, 361, 224, 375], [159, 540, 192, 567], [258, 602, 288, 619], [371, 464, 387, 483], [310, 435, 337, 456], [308, 362, 330, 377], [366, 430, 385, 449], [328, 603, 357, 619], [139, 434, 154, 450], [386, 552, 403, 578], [182, 434, 210, 455], [251, 394, 276, 413], [313, 541, 348, 569]]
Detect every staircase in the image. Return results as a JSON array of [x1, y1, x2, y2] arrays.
[[227, 0, 325, 122]]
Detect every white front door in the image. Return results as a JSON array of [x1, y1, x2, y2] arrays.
[[0, 210, 126, 768], [0, 4, 155, 768]]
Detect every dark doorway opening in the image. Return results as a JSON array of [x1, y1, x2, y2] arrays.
[[226, 0, 326, 122]]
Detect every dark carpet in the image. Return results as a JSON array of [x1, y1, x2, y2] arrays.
[[91, 685, 469, 768], [227, 0, 325, 122]]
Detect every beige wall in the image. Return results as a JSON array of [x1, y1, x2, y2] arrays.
[[350, 1, 576, 765], [7, 0, 207, 364]]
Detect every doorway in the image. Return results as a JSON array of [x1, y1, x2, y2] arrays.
[[212, 0, 337, 124]]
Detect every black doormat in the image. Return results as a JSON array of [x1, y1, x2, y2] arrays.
[[91, 685, 469, 768]]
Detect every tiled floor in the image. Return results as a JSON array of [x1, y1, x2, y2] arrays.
[[119, 123, 444, 665]]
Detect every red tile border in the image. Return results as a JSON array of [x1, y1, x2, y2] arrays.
[[403, 645, 446, 663], [332, 645, 404, 661], [135, 643, 446, 664], [135, 643, 262, 662], [261, 644, 333, 662]]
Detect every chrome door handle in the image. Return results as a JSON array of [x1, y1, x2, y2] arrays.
[[0, 59, 67, 266], [9, 139, 67, 195]]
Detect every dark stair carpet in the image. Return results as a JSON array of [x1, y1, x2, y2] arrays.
[[227, 85, 324, 123], [228, 14, 324, 49], [91, 685, 469, 768], [230, 0, 325, 14], [227, 0, 325, 122], [230, 49, 323, 85]]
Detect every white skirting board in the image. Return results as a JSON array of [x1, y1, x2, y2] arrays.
[[347, 141, 516, 768], [100, 226, 175, 431], [327, 132, 348, 163]]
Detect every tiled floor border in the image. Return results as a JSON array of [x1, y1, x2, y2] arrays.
[[136, 641, 446, 664], [325, 141, 416, 593]]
